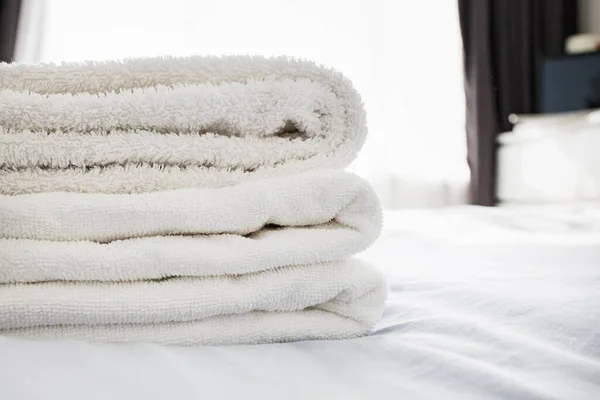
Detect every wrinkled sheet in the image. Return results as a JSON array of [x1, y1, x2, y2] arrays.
[[1, 205, 599, 399]]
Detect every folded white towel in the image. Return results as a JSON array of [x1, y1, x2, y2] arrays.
[[0, 55, 366, 195], [0, 259, 387, 346], [0, 170, 380, 242], [0, 171, 386, 344], [0, 171, 380, 283]]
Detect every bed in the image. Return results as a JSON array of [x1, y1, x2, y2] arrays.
[[1, 206, 599, 399]]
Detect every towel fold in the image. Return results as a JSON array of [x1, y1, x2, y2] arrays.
[[0, 171, 386, 344], [0, 170, 379, 241], [0, 55, 366, 195], [0, 259, 387, 346], [0, 171, 380, 283]]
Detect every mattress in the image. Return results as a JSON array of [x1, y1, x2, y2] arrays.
[[1, 205, 599, 399]]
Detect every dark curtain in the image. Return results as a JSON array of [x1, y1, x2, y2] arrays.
[[458, 0, 578, 206], [0, 0, 21, 62]]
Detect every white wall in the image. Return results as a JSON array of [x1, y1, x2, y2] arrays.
[[579, 0, 600, 33]]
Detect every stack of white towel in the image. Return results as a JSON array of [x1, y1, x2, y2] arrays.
[[0, 55, 386, 346]]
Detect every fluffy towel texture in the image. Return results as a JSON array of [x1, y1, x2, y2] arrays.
[[0, 171, 381, 282], [0, 259, 387, 346], [0, 170, 379, 243], [0, 171, 386, 345], [0, 55, 366, 195]]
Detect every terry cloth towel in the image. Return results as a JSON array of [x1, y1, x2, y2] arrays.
[[0, 171, 381, 281], [0, 170, 387, 345], [0, 259, 386, 346], [0, 55, 366, 195]]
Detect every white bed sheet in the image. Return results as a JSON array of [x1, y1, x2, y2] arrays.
[[1, 206, 599, 399]]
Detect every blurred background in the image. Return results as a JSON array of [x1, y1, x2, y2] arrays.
[[2, 0, 600, 210]]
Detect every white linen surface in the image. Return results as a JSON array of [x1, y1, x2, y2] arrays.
[[1, 205, 600, 399]]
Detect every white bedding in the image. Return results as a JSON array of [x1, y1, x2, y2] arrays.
[[1, 205, 599, 399]]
